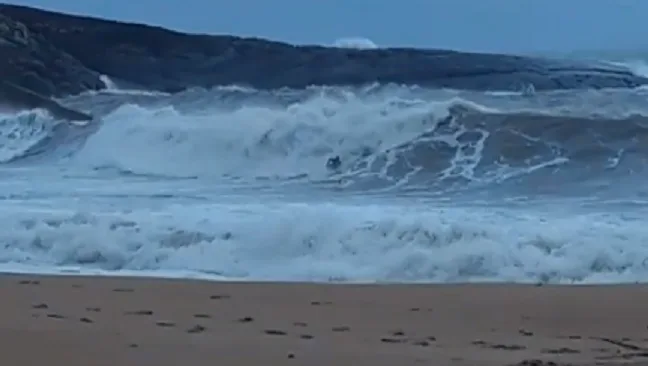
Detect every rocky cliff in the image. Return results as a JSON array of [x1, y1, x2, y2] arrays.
[[0, 11, 103, 97], [1, 3, 648, 99]]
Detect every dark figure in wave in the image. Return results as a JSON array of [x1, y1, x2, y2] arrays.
[[326, 156, 341, 172]]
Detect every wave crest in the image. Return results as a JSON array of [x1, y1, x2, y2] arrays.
[[2, 86, 648, 195], [332, 37, 379, 49]]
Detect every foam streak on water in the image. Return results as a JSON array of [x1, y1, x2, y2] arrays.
[[3, 70, 648, 284]]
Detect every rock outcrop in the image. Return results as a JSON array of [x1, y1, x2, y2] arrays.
[[1, 3, 648, 98], [0, 80, 93, 121], [0, 11, 104, 97]]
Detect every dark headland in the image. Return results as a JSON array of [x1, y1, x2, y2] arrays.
[[1, 3, 648, 120]]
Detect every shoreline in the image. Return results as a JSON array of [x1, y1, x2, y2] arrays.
[[2, 273, 648, 365], [5, 270, 647, 288], [3, 269, 645, 287]]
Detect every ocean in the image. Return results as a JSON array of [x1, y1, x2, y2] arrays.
[[2, 46, 648, 284]]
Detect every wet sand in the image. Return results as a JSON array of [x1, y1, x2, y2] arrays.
[[2, 274, 648, 366]]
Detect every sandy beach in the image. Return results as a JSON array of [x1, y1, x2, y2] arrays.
[[1, 275, 648, 366]]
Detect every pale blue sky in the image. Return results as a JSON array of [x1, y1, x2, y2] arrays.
[[4, 0, 647, 54]]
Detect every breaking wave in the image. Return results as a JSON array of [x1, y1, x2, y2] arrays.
[[332, 37, 379, 49], [4, 85, 648, 194], [3, 82, 648, 283], [1, 199, 648, 283]]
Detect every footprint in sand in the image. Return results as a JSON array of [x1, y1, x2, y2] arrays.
[[380, 337, 405, 344], [310, 301, 333, 306], [541, 347, 580, 354], [125, 310, 154, 316], [187, 325, 206, 333], [331, 326, 350, 332], [112, 288, 134, 293], [18, 280, 40, 285], [155, 321, 175, 327], [264, 329, 287, 336], [237, 316, 254, 323], [411, 340, 431, 347]]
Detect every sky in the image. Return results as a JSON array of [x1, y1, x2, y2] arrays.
[[4, 0, 647, 54]]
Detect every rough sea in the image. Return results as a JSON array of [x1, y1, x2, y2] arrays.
[[2, 43, 648, 284]]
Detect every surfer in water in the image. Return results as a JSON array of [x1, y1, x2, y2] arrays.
[[326, 155, 342, 172]]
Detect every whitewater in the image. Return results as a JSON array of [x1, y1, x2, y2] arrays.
[[3, 51, 648, 284]]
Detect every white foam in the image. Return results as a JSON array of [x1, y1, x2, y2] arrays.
[[94, 74, 169, 97], [99, 75, 119, 90], [617, 60, 648, 78], [0, 109, 56, 162], [71, 94, 480, 180], [595, 59, 648, 79], [333, 37, 379, 50], [0, 200, 647, 283]]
